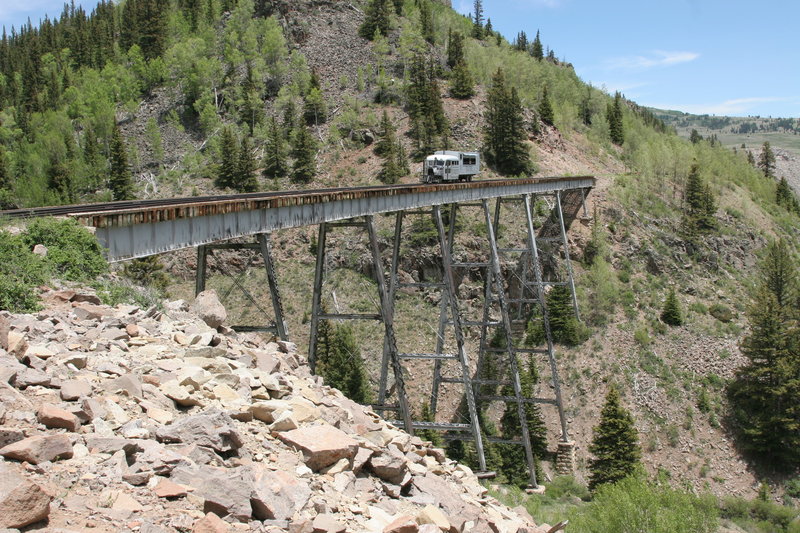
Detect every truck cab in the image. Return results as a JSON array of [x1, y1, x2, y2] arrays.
[[422, 151, 480, 183]]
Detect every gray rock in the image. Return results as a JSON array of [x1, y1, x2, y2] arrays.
[[155, 410, 243, 453], [171, 465, 253, 521], [190, 290, 227, 329], [0, 434, 73, 464], [0, 463, 50, 529], [60, 379, 92, 401], [250, 466, 312, 521]]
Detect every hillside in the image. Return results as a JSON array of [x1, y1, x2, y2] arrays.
[[1, 0, 800, 530]]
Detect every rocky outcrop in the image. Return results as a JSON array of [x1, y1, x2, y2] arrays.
[[0, 289, 540, 532]]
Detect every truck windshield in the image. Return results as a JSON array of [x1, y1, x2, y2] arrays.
[[434, 159, 444, 166]]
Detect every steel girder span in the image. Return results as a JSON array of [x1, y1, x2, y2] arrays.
[[74, 177, 595, 262]]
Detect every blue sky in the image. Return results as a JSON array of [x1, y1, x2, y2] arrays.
[[455, 0, 800, 118], [2, 0, 798, 118]]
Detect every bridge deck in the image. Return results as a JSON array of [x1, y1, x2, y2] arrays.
[[6, 177, 594, 261]]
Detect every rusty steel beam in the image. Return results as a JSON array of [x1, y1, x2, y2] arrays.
[[70, 177, 594, 261]]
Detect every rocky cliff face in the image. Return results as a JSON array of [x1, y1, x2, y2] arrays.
[[0, 288, 546, 532]]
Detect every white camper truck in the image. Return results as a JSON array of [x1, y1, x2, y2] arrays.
[[421, 151, 481, 183]]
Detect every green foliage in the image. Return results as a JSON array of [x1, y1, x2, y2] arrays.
[[418, 0, 435, 44], [359, 0, 392, 40], [708, 303, 734, 322], [262, 116, 288, 179], [607, 91, 624, 145], [682, 163, 717, 237], [728, 239, 800, 469], [122, 255, 170, 293], [376, 111, 405, 184], [588, 386, 641, 491], [94, 278, 161, 309], [317, 321, 373, 403], [449, 60, 475, 99], [236, 136, 258, 192], [568, 474, 718, 533], [417, 402, 443, 447], [546, 285, 584, 345], [776, 177, 800, 213], [290, 126, 317, 183], [406, 53, 448, 155], [0, 230, 48, 312], [539, 86, 554, 126], [216, 126, 239, 189], [661, 288, 683, 326], [109, 122, 134, 201], [446, 30, 465, 69], [759, 141, 776, 177], [22, 218, 107, 282], [720, 494, 800, 532], [471, 0, 484, 39], [584, 255, 619, 327], [483, 68, 531, 175]]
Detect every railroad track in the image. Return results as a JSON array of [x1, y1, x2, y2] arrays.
[[0, 177, 594, 220]]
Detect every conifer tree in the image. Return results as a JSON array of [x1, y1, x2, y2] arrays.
[[607, 92, 624, 145], [588, 386, 641, 491], [682, 163, 716, 236], [483, 68, 530, 175], [304, 87, 327, 125], [758, 141, 776, 177], [446, 30, 465, 69], [406, 53, 448, 153], [539, 85, 554, 126], [0, 147, 11, 190], [263, 116, 288, 179], [661, 287, 683, 326], [391, 0, 403, 15], [580, 87, 593, 126], [109, 122, 134, 201], [318, 323, 373, 404], [449, 60, 474, 99], [775, 177, 799, 212], [498, 356, 548, 487], [419, 0, 435, 44], [235, 136, 258, 192], [417, 403, 443, 447], [290, 126, 316, 183], [375, 110, 396, 157], [471, 0, 484, 39], [359, 0, 392, 40], [216, 126, 239, 189], [514, 31, 528, 52], [546, 284, 581, 345], [728, 239, 800, 468], [531, 30, 543, 60], [747, 150, 756, 167]]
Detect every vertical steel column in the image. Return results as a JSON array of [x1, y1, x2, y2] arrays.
[[379, 211, 404, 412], [366, 215, 414, 435], [483, 199, 537, 488], [307, 223, 328, 374], [195, 245, 208, 295], [556, 191, 581, 321], [473, 199, 501, 409], [430, 205, 457, 414], [433, 205, 487, 472], [256, 233, 288, 341], [524, 195, 570, 442]]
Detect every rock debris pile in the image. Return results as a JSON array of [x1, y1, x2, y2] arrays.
[[0, 288, 544, 532]]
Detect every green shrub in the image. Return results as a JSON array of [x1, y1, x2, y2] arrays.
[[21, 218, 107, 281], [0, 231, 49, 312], [546, 476, 590, 501], [94, 279, 162, 309], [568, 474, 718, 533], [708, 303, 734, 322], [633, 325, 651, 347], [786, 478, 800, 499]]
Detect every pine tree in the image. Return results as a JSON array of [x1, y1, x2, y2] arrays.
[[216, 126, 239, 189], [758, 141, 776, 177], [514, 31, 528, 52], [303, 87, 327, 125], [290, 126, 316, 183], [263, 116, 288, 179], [531, 30, 543, 60], [109, 122, 134, 201], [235, 136, 258, 192], [375, 110, 396, 157], [406, 53, 448, 153], [471, 0, 484, 39], [498, 356, 548, 487], [775, 177, 799, 212], [547, 284, 581, 345], [0, 147, 11, 190], [449, 60, 474, 99], [588, 386, 642, 491], [660, 288, 683, 326], [539, 86, 554, 126], [747, 151, 756, 167], [483, 68, 530, 175], [689, 129, 703, 144], [728, 240, 800, 468], [579, 86, 593, 126], [446, 30, 465, 69], [359, 0, 392, 40], [607, 92, 624, 145], [682, 163, 716, 236], [419, 0, 434, 44], [318, 323, 373, 404]]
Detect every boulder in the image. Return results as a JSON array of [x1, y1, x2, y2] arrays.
[[192, 512, 230, 533], [368, 446, 409, 485], [0, 463, 51, 529], [251, 467, 311, 521], [417, 505, 450, 531], [191, 290, 227, 329], [277, 425, 359, 472], [171, 465, 253, 521], [384, 515, 418, 533], [38, 403, 81, 432], [0, 434, 73, 464], [60, 379, 92, 401], [311, 513, 346, 533], [155, 411, 242, 453]]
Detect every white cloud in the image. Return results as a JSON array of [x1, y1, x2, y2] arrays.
[[604, 50, 699, 70], [655, 97, 788, 116]]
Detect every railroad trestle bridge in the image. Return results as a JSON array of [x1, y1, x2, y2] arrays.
[[4, 176, 594, 487]]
